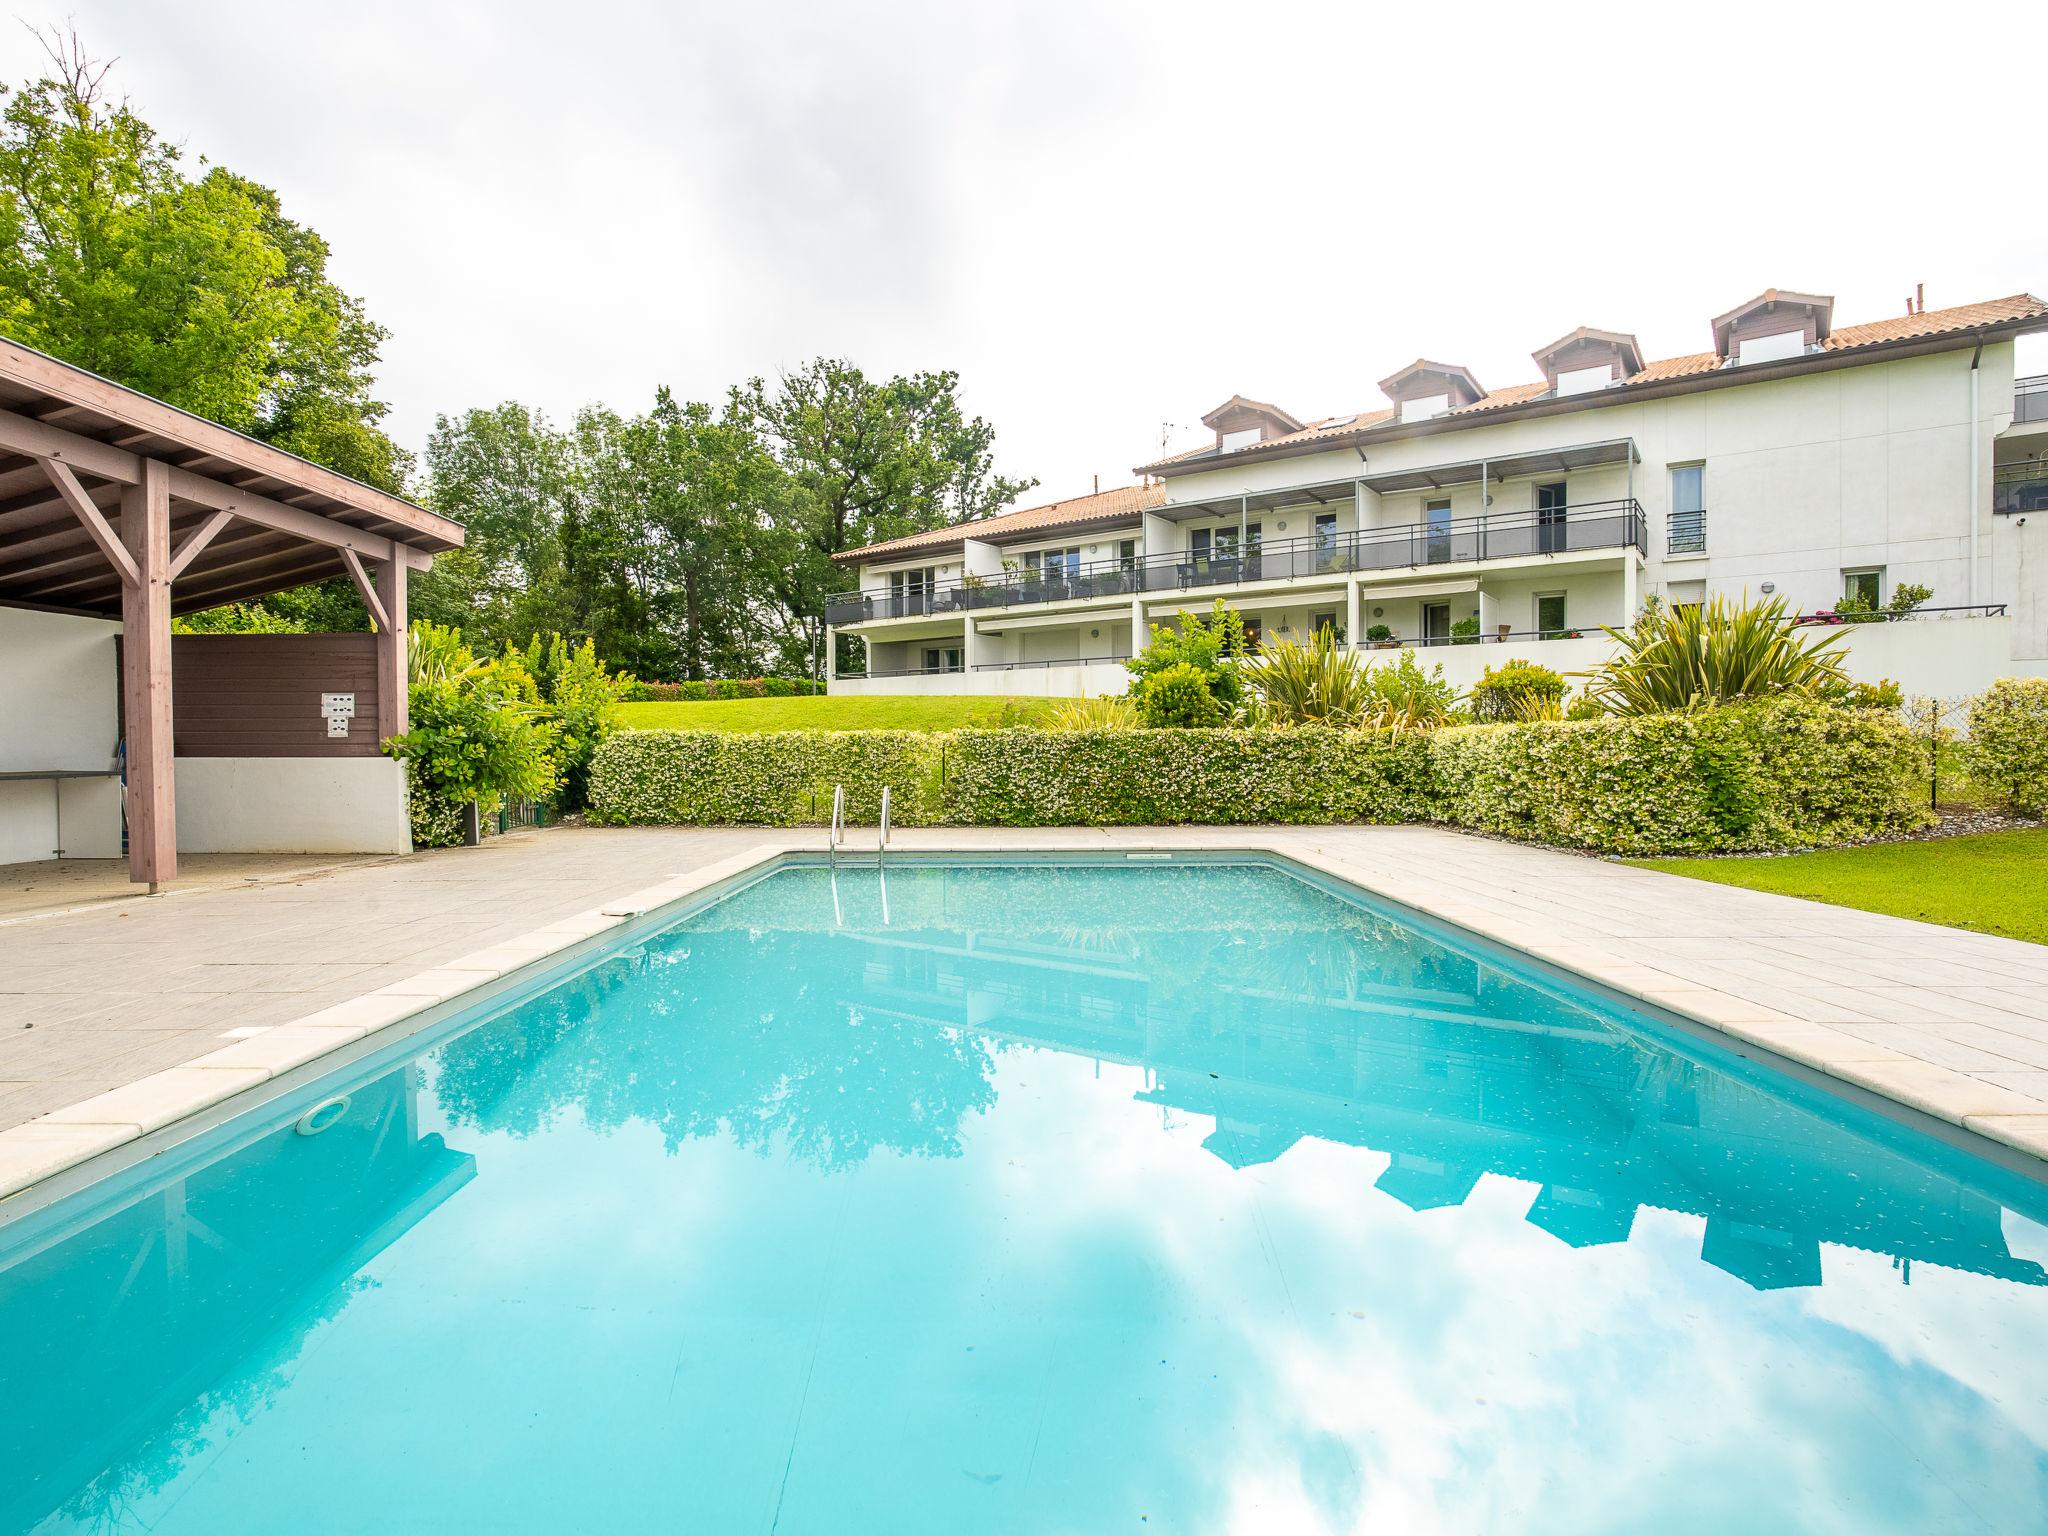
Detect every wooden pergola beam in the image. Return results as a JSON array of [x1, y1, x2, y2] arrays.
[[37, 456, 139, 588], [168, 510, 236, 581], [0, 408, 441, 571], [338, 546, 390, 632], [121, 459, 175, 889]]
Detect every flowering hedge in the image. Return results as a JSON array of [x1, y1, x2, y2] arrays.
[[587, 730, 941, 826], [587, 701, 1927, 852], [943, 728, 1437, 825], [1431, 698, 1928, 854], [623, 677, 824, 702], [1965, 678, 2048, 818]]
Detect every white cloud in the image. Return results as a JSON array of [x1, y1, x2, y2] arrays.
[[18, 0, 2048, 503]]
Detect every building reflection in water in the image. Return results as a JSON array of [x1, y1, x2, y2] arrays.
[[0, 1065, 475, 1532]]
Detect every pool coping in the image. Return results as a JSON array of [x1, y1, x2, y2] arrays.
[[2, 834, 2044, 1208]]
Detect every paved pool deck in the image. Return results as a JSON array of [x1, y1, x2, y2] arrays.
[[2, 823, 2045, 1199]]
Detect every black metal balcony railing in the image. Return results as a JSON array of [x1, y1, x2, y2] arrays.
[[1667, 508, 1706, 555], [826, 500, 1646, 626], [2015, 374, 2048, 425]]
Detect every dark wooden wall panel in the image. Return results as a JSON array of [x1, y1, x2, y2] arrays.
[[118, 634, 384, 757]]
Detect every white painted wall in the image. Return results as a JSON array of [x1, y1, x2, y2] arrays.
[[174, 757, 411, 854], [0, 608, 123, 864]]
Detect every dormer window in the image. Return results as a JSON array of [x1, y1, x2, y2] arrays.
[[1378, 360, 1485, 423], [1710, 289, 1834, 366], [1532, 328, 1643, 398], [1201, 395, 1303, 455]]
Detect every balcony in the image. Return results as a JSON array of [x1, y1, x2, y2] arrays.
[[1994, 459, 2048, 517], [827, 500, 1646, 626], [2016, 374, 2048, 425]]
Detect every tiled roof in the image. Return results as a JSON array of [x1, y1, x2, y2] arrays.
[[836, 481, 1168, 564], [1138, 293, 2048, 471]]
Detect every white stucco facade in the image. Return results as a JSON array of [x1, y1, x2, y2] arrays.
[[827, 317, 2048, 699]]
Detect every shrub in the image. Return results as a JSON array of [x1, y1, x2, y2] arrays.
[[943, 727, 1438, 826], [1048, 696, 1139, 731], [588, 730, 940, 826], [1433, 697, 1926, 854], [1450, 615, 1481, 646], [501, 634, 635, 812], [1965, 678, 2048, 817], [1579, 594, 1849, 713], [626, 677, 825, 702], [1364, 623, 1394, 645], [1244, 631, 1373, 726], [1360, 651, 1458, 727], [1469, 660, 1568, 723], [1137, 662, 1226, 728], [589, 702, 1928, 853], [1128, 601, 1248, 721]]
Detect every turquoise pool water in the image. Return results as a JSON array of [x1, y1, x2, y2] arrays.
[[3, 859, 2046, 1534]]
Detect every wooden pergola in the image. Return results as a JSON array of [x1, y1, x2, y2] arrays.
[[0, 338, 464, 889]]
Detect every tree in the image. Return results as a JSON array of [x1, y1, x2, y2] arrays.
[[0, 30, 406, 483], [0, 29, 405, 628], [413, 402, 578, 645], [739, 359, 1034, 674]]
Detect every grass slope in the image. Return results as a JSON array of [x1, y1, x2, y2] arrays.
[[616, 694, 1056, 733], [1630, 828, 2048, 946]]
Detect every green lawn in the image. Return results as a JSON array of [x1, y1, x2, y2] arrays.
[[1630, 828, 2048, 945], [616, 694, 1056, 733]]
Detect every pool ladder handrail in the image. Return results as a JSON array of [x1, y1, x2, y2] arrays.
[[878, 786, 892, 860], [828, 783, 845, 862]]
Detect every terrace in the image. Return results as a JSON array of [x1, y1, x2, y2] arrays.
[[826, 499, 1647, 626]]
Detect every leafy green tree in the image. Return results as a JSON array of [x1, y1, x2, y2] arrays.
[[0, 31, 405, 486], [0, 31, 405, 631], [740, 359, 1034, 674], [414, 402, 578, 645]]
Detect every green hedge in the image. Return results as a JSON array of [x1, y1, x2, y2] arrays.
[[587, 730, 941, 826], [1966, 678, 2048, 817], [943, 727, 1437, 825], [587, 700, 1928, 853], [1432, 698, 1928, 854], [624, 677, 824, 702]]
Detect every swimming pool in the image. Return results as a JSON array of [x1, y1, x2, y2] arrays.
[[3, 856, 2044, 1533]]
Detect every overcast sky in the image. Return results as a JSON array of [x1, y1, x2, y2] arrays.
[[19, 0, 2048, 505]]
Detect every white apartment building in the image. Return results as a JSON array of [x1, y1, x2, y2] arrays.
[[826, 288, 2048, 700]]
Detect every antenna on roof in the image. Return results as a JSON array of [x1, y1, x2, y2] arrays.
[[1094, 473, 1100, 494]]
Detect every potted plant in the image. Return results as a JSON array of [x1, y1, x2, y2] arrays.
[[1366, 623, 1397, 649]]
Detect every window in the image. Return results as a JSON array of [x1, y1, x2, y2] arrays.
[[1737, 330, 1806, 365], [888, 567, 935, 612], [1242, 618, 1263, 651], [1024, 548, 1080, 581], [1425, 499, 1453, 563], [1190, 528, 1212, 563], [1422, 602, 1451, 645], [1117, 539, 1137, 572], [1842, 568, 1883, 609], [1311, 610, 1338, 638], [1669, 465, 1705, 555], [1535, 482, 1568, 555], [1556, 364, 1612, 397], [922, 646, 962, 672], [1536, 592, 1568, 638]]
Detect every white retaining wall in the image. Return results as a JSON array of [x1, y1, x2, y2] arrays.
[[173, 757, 412, 855]]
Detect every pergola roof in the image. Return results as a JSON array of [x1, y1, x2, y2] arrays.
[[0, 337, 463, 618]]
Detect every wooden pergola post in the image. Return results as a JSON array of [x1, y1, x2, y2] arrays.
[[120, 459, 175, 890], [374, 555, 408, 740]]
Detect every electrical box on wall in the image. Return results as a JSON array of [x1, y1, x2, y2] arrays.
[[320, 692, 356, 739]]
